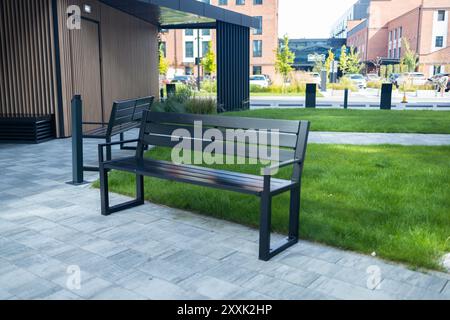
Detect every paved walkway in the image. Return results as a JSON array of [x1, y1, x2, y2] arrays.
[[310, 132, 450, 146], [0, 134, 449, 300]]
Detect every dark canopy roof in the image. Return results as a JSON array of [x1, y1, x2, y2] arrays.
[[99, 0, 259, 29]]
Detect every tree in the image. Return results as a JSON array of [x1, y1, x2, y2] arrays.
[[312, 53, 325, 73], [201, 41, 216, 94], [201, 41, 216, 76], [159, 43, 169, 76], [324, 49, 335, 81], [339, 45, 348, 74], [275, 35, 295, 85], [401, 38, 419, 72], [346, 47, 363, 74]]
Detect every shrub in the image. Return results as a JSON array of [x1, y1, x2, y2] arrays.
[[329, 77, 358, 92], [173, 84, 193, 103], [185, 97, 217, 114], [367, 81, 383, 89], [201, 80, 217, 93]]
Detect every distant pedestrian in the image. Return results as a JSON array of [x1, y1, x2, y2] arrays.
[[438, 75, 449, 97]]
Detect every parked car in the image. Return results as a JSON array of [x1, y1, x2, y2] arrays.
[[171, 75, 195, 86], [344, 74, 367, 89], [366, 73, 381, 82], [250, 75, 269, 88], [429, 73, 450, 92], [396, 72, 428, 86], [389, 73, 400, 87], [307, 72, 322, 88]]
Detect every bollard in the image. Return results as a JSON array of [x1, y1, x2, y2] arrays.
[[69, 95, 85, 185], [320, 70, 327, 92], [380, 83, 393, 110], [305, 83, 317, 108], [344, 89, 349, 109], [166, 84, 176, 98]]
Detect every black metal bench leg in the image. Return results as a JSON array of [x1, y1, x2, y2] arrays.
[[259, 188, 272, 261], [136, 174, 144, 205], [100, 164, 110, 216], [106, 137, 112, 161], [259, 185, 300, 261], [119, 133, 125, 150], [100, 168, 145, 216], [288, 186, 301, 241]]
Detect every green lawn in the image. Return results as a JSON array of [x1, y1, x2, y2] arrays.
[[225, 109, 450, 134], [98, 145, 450, 270]]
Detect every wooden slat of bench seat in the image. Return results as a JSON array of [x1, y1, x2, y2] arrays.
[[149, 112, 301, 134], [103, 157, 295, 195]]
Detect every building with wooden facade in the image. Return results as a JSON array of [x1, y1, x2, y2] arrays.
[[0, 0, 257, 142]]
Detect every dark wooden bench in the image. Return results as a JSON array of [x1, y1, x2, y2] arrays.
[[82, 96, 154, 172], [98, 111, 310, 261]]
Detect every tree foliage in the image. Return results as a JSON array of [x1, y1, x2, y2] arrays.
[[346, 47, 363, 74], [275, 35, 295, 83], [324, 49, 335, 80], [159, 43, 169, 76], [339, 45, 348, 74], [401, 38, 419, 72], [201, 41, 216, 76]]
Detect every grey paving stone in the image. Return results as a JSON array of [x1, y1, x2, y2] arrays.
[[308, 276, 395, 300], [1, 138, 450, 300], [241, 274, 327, 300], [9, 278, 62, 300], [179, 274, 245, 299], [132, 277, 204, 300], [107, 249, 150, 269], [92, 287, 147, 300], [378, 278, 449, 300]]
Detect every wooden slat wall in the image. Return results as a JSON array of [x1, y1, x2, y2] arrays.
[[0, 0, 58, 127], [57, 0, 159, 136]]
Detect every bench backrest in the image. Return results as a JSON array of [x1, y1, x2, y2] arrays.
[[107, 96, 154, 136], [136, 111, 310, 178]]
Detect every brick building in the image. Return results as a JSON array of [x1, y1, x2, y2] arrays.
[[160, 0, 279, 80], [334, 0, 449, 77]]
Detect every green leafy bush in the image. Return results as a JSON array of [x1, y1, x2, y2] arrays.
[[201, 80, 217, 93]]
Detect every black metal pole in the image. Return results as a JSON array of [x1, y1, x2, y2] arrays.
[[71, 95, 84, 184], [344, 89, 349, 109], [197, 29, 201, 91]]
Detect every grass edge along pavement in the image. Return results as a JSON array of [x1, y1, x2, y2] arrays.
[[225, 109, 450, 134], [94, 144, 450, 271]]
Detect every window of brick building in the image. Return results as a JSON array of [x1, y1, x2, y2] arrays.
[[253, 40, 262, 57], [435, 36, 444, 48], [185, 41, 194, 58], [254, 0, 263, 4], [219, 0, 228, 5], [253, 17, 262, 35], [438, 10, 446, 21], [236, 0, 245, 5], [253, 66, 262, 75]]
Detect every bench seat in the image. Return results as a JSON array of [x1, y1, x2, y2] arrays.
[[103, 157, 297, 196]]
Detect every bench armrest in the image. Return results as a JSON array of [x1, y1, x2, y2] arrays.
[[262, 159, 302, 176], [98, 139, 139, 163]]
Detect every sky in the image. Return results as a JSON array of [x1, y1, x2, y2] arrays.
[[279, 0, 357, 38]]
